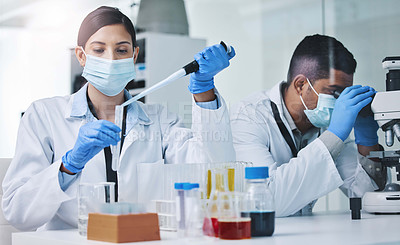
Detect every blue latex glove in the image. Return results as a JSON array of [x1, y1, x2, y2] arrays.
[[62, 120, 121, 173], [188, 44, 236, 94], [354, 115, 379, 146], [328, 85, 375, 142]]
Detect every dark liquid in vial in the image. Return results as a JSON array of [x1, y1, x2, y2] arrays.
[[241, 211, 275, 237], [218, 218, 251, 240]]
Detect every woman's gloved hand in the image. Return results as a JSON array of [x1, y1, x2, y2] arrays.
[[188, 44, 236, 94], [328, 85, 375, 142], [62, 120, 121, 173]]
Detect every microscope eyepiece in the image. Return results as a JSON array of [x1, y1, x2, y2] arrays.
[[333, 90, 341, 99]]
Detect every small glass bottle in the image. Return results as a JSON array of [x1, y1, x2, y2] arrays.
[[241, 166, 275, 237]]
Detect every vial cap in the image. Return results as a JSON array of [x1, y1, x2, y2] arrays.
[[245, 166, 269, 179], [182, 183, 193, 190], [174, 182, 189, 190], [174, 183, 183, 189]]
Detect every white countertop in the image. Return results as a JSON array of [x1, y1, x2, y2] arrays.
[[12, 211, 400, 245]]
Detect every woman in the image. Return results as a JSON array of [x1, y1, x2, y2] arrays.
[[2, 6, 235, 231]]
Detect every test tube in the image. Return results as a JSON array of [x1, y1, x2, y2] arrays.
[[111, 105, 123, 171], [175, 183, 186, 237]]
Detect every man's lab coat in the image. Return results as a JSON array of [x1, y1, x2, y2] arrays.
[[231, 82, 377, 217]]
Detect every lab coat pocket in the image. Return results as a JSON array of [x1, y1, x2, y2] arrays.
[[137, 159, 165, 212]]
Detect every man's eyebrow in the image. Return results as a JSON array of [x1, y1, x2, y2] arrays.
[[328, 85, 345, 90]]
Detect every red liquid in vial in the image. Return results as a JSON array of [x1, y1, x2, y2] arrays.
[[218, 218, 251, 240], [203, 217, 219, 237]]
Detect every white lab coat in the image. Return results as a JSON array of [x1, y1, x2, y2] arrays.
[[2, 85, 235, 231], [231, 82, 377, 217]]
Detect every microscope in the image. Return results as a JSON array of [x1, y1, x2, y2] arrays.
[[363, 57, 400, 213]]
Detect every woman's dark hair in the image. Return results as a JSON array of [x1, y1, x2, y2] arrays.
[[287, 34, 356, 84], [77, 6, 137, 48]]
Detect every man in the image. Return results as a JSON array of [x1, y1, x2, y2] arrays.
[[231, 34, 387, 217]]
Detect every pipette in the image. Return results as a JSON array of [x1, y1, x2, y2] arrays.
[[111, 41, 233, 171]]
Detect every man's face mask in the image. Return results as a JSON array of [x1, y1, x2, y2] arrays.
[[80, 47, 136, 96], [299, 78, 336, 128]]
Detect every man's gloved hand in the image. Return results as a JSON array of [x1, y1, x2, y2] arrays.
[[328, 85, 375, 142], [62, 120, 121, 173], [354, 114, 379, 146], [188, 44, 236, 94]]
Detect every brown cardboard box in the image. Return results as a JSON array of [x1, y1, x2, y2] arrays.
[[87, 213, 161, 243]]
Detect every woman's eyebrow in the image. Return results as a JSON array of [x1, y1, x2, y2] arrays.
[[90, 41, 106, 45], [116, 41, 131, 45]]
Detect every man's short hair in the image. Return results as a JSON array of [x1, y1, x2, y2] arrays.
[[287, 34, 356, 84]]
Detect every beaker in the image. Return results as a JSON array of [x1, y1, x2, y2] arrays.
[[217, 192, 251, 240], [78, 182, 115, 236]]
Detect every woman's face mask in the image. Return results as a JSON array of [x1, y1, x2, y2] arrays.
[[299, 78, 336, 128], [80, 47, 136, 96]]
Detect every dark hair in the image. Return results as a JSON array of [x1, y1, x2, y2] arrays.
[[287, 34, 356, 84], [77, 6, 137, 48]]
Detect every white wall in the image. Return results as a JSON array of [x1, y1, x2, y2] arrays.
[[259, 0, 324, 90], [0, 27, 71, 158], [185, 0, 264, 106]]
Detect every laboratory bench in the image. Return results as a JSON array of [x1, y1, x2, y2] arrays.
[[12, 211, 400, 245]]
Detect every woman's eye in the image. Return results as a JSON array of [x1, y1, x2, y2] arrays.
[[93, 49, 104, 53], [117, 49, 128, 54]]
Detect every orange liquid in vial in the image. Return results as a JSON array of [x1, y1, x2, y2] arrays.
[[218, 218, 251, 240]]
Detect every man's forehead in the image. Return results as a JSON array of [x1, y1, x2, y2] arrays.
[[317, 69, 353, 87]]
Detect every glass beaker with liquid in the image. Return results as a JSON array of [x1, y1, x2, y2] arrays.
[[78, 182, 115, 236], [241, 166, 275, 237], [217, 191, 251, 240]]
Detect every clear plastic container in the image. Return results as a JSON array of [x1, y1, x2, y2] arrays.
[[154, 200, 176, 231], [185, 183, 204, 237], [78, 182, 115, 236], [175, 182, 205, 238], [241, 166, 275, 237]]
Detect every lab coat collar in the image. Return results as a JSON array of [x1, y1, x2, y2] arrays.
[[279, 83, 298, 131], [268, 81, 298, 131], [65, 84, 153, 129], [68, 83, 89, 118]]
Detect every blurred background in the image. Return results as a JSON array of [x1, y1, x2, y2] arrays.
[[0, 0, 399, 210]]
